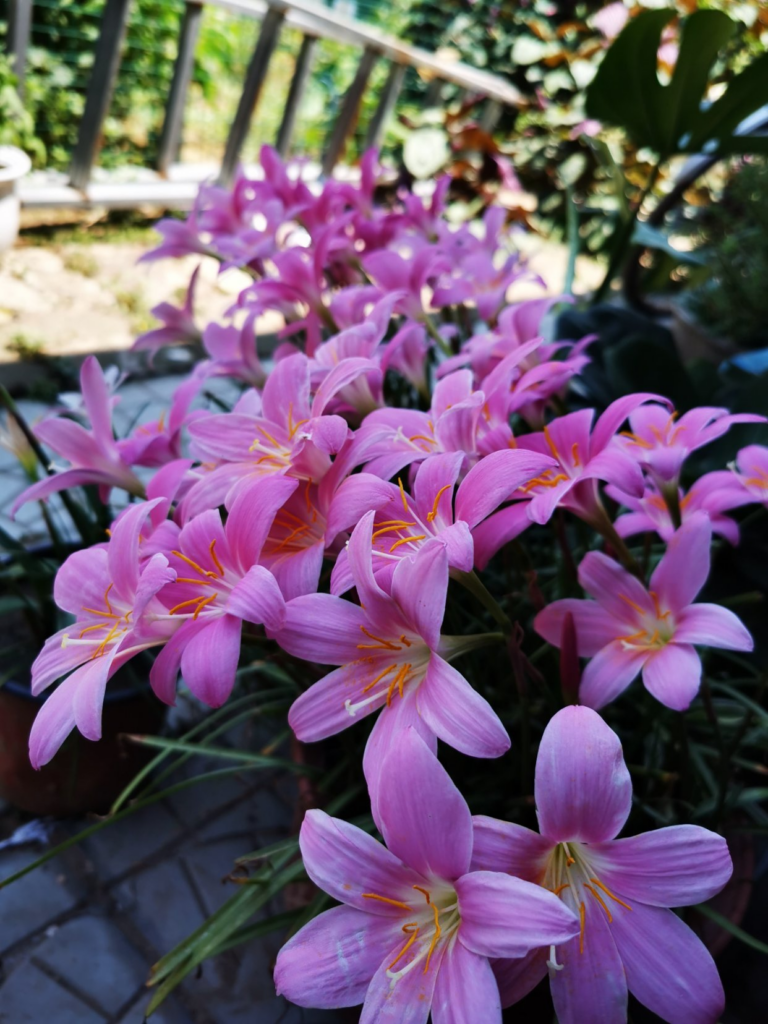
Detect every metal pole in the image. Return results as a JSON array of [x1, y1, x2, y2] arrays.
[[157, 0, 204, 175]]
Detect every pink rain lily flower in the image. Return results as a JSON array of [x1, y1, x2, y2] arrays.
[[535, 513, 753, 711], [732, 444, 768, 505], [432, 250, 525, 323], [362, 245, 451, 322], [118, 371, 205, 469], [616, 404, 765, 483], [607, 470, 755, 545], [513, 394, 669, 528], [149, 481, 287, 709], [472, 705, 732, 1024], [272, 511, 512, 806], [28, 499, 178, 768], [275, 728, 579, 1023], [201, 312, 267, 388], [327, 449, 555, 594], [132, 265, 203, 353], [12, 355, 144, 515], [183, 353, 348, 518]]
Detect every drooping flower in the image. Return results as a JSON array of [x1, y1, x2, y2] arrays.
[[28, 499, 178, 768], [472, 705, 732, 1024], [132, 265, 203, 353], [731, 444, 768, 505], [12, 355, 144, 515], [607, 471, 755, 545], [616, 404, 765, 484], [534, 513, 753, 711], [275, 728, 579, 1023], [272, 511, 512, 806]]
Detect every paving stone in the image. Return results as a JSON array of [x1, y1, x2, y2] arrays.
[[114, 858, 205, 956], [181, 836, 250, 916], [80, 801, 181, 882], [116, 993, 193, 1024], [0, 961, 105, 1023], [34, 915, 149, 1016], [0, 847, 84, 952], [203, 995, 337, 1023]]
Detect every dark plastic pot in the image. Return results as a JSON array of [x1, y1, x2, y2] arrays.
[[0, 672, 165, 817]]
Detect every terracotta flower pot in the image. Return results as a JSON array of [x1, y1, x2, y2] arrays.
[[0, 671, 165, 817]]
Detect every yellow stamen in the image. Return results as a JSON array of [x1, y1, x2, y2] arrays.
[[362, 664, 396, 694], [362, 893, 410, 910], [409, 434, 437, 446], [79, 623, 107, 637], [372, 521, 415, 540], [388, 924, 420, 970], [619, 430, 653, 450], [584, 883, 612, 923], [168, 595, 210, 616], [175, 577, 216, 587], [412, 885, 431, 903], [192, 594, 217, 619], [579, 901, 585, 954], [589, 877, 633, 912], [423, 903, 441, 974], [551, 883, 570, 896], [172, 550, 219, 580], [571, 442, 580, 467], [357, 626, 401, 651], [389, 534, 426, 552], [543, 424, 561, 462], [618, 593, 645, 616], [397, 477, 409, 513], [426, 484, 452, 522], [209, 539, 224, 576], [648, 590, 670, 620]]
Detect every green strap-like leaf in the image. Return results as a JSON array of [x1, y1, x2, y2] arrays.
[[689, 51, 768, 153]]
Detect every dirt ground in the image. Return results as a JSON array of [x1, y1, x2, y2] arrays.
[[0, 230, 602, 367]]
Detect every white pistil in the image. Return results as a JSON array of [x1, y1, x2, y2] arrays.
[[547, 944, 564, 972]]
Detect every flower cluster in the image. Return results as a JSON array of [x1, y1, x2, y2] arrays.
[[15, 147, 766, 1023]]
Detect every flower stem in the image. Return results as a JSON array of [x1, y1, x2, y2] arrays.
[[424, 315, 453, 358], [452, 569, 512, 631]]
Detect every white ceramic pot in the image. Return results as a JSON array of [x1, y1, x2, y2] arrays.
[[0, 146, 32, 253]]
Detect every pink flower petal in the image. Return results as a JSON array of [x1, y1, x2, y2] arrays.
[[227, 564, 285, 631], [417, 655, 510, 759], [267, 538, 325, 600], [288, 663, 384, 742], [471, 503, 533, 570], [179, 613, 242, 707], [675, 603, 753, 651], [53, 547, 112, 616], [549, 895, 627, 1024], [377, 728, 472, 881], [29, 675, 78, 770], [579, 641, 648, 710], [535, 706, 631, 843], [348, 511, 400, 630], [534, 599, 621, 657], [299, 809, 423, 914], [273, 593, 368, 664], [363, 689, 437, 834], [649, 512, 711, 614], [591, 392, 668, 455], [470, 817, 553, 878], [456, 871, 579, 958], [641, 643, 701, 711], [609, 901, 725, 1024], [492, 950, 548, 1009], [455, 449, 556, 530], [589, 825, 732, 908], [275, 905, 396, 1009], [80, 355, 116, 445], [226, 475, 297, 570], [578, 551, 652, 624], [359, 937, 444, 1024], [391, 541, 448, 649], [149, 617, 197, 705], [432, 940, 501, 1024]]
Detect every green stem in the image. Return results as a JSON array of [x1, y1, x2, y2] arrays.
[[588, 502, 642, 578], [452, 570, 511, 631], [441, 631, 506, 660], [424, 315, 453, 358], [592, 161, 662, 305]]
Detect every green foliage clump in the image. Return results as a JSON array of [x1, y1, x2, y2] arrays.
[[688, 159, 768, 350]]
